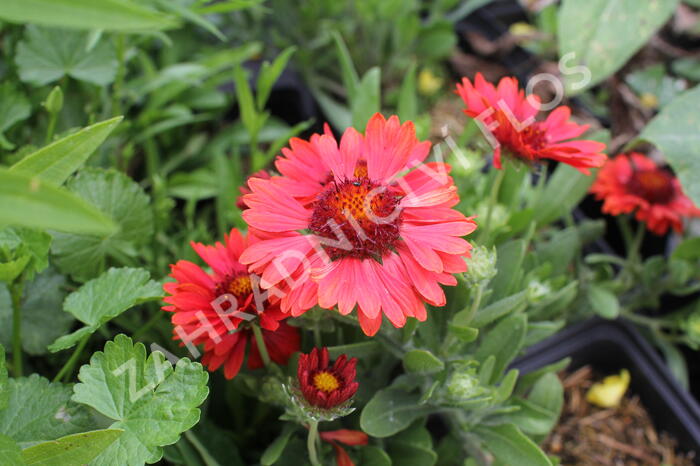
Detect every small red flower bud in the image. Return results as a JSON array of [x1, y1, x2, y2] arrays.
[[297, 347, 359, 410]]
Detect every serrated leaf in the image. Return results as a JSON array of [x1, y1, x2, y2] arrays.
[[16, 26, 118, 86], [0, 0, 178, 32], [360, 388, 433, 438], [0, 345, 7, 410], [11, 117, 123, 186], [637, 84, 700, 206], [51, 169, 153, 282], [21, 429, 123, 466], [49, 268, 161, 352], [0, 375, 92, 448], [475, 423, 552, 466], [558, 0, 679, 94], [0, 434, 23, 466], [72, 335, 209, 465], [0, 82, 31, 150], [0, 269, 74, 356], [0, 168, 116, 236], [403, 350, 444, 374]]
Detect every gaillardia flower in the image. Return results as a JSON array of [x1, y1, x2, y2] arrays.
[[297, 347, 358, 410], [590, 153, 700, 235], [163, 229, 300, 379], [240, 113, 477, 336], [456, 73, 607, 174]]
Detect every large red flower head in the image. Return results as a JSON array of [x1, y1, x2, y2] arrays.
[[239, 113, 477, 336], [162, 228, 300, 379], [456, 73, 607, 174], [297, 347, 359, 410], [590, 153, 700, 235]]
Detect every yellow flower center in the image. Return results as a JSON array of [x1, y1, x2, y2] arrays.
[[313, 371, 340, 393], [227, 275, 252, 297]]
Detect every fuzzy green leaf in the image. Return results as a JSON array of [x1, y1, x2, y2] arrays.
[[638, 84, 700, 206], [11, 117, 123, 186], [0, 375, 92, 448], [16, 26, 118, 86], [360, 388, 433, 438], [475, 423, 552, 466], [586, 284, 619, 319], [403, 350, 444, 374], [0, 434, 23, 466], [51, 169, 153, 282], [49, 268, 161, 352], [558, 0, 679, 94], [72, 335, 209, 465], [21, 429, 123, 466]]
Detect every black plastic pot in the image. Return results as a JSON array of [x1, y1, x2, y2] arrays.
[[512, 318, 700, 453]]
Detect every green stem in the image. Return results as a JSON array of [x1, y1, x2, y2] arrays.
[[313, 321, 322, 348], [53, 334, 90, 383], [185, 430, 221, 466], [479, 167, 506, 243], [131, 310, 164, 341], [307, 420, 322, 466], [10, 281, 23, 377], [45, 112, 57, 144], [628, 222, 645, 262], [251, 324, 271, 367]]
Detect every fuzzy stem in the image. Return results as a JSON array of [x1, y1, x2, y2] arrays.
[[307, 420, 322, 466], [480, 167, 506, 243], [251, 324, 271, 367], [10, 281, 23, 377]]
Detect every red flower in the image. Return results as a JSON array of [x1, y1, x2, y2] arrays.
[[319, 429, 368, 466], [237, 170, 272, 210], [590, 153, 700, 235], [456, 73, 606, 174], [240, 114, 476, 336], [297, 347, 358, 409], [163, 228, 300, 379]]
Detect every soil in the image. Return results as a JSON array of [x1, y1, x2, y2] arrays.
[[544, 366, 696, 466]]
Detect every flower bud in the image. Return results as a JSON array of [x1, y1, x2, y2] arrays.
[[463, 245, 497, 286], [43, 86, 63, 114]]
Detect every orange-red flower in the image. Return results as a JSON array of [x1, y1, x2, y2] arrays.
[[590, 153, 700, 235], [163, 229, 300, 379], [240, 114, 476, 336], [237, 169, 272, 210], [319, 429, 368, 466], [298, 347, 358, 410], [456, 73, 606, 174]]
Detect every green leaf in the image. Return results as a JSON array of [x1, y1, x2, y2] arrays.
[[0, 269, 73, 355], [49, 268, 161, 352], [360, 388, 433, 438], [361, 446, 392, 466], [351, 67, 381, 132], [387, 422, 437, 466], [0, 375, 92, 448], [534, 164, 595, 226], [72, 334, 209, 466], [475, 313, 527, 384], [0, 168, 115, 235], [0, 227, 51, 282], [0, 345, 7, 411], [586, 284, 619, 319], [672, 237, 700, 261], [326, 341, 381, 360], [470, 291, 528, 328], [21, 429, 123, 466], [0, 0, 178, 32], [0, 83, 31, 150], [0, 434, 23, 466], [397, 62, 418, 121], [233, 65, 259, 139], [489, 240, 527, 302], [637, 84, 700, 205], [256, 47, 297, 111], [332, 30, 360, 100], [50, 169, 153, 282], [558, 0, 679, 94], [11, 117, 123, 186], [16, 26, 118, 86], [416, 21, 457, 59], [152, 0, 224, 40], [475, 424, 552, 466], [260, 424, 295, 466], [403, 349, 444, 374]]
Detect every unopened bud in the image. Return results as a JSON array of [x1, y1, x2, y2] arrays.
[[43, 86, 63, 114], [464, 245, 497, 286]]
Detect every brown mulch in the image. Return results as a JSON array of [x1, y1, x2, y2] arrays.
[[544, 366, 696, 466]]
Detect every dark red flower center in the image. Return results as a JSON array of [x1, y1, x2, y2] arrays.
[[519, 124, 548, 152], [628, 169, 675, 205], [309, 171, 401, 261], [492, 112, 549, 160]]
